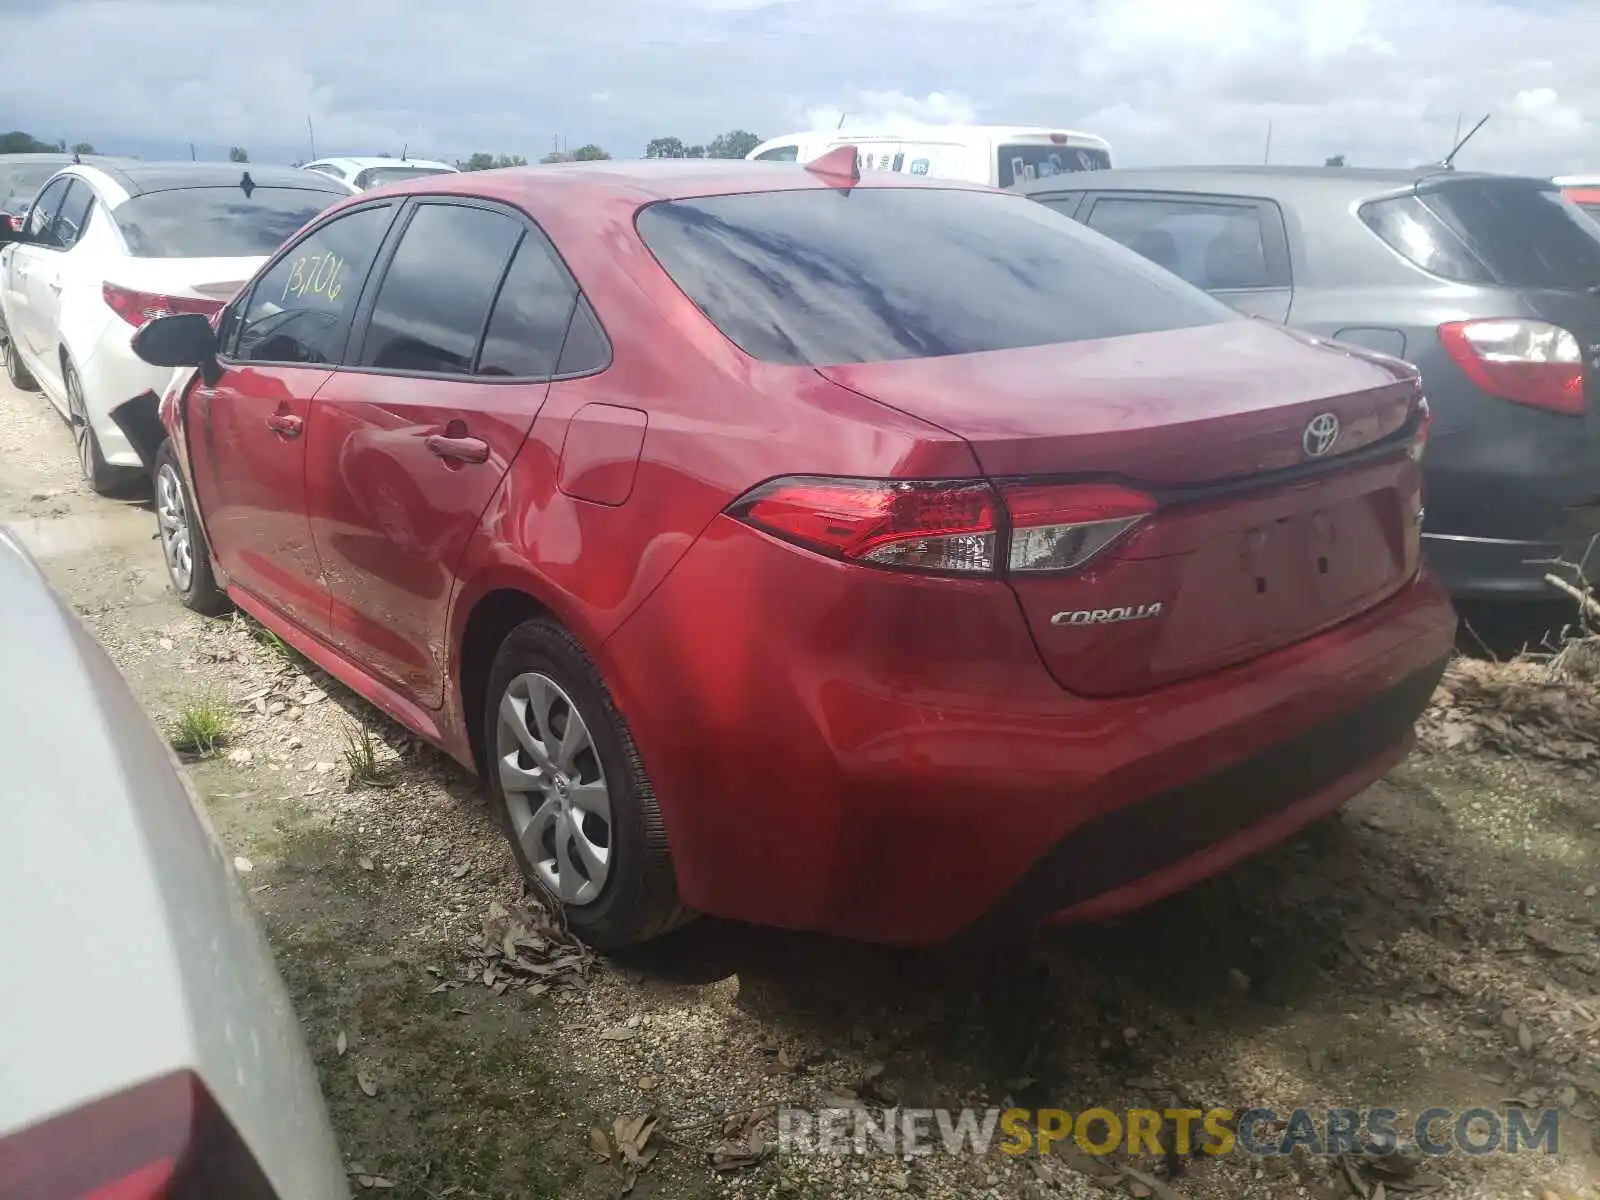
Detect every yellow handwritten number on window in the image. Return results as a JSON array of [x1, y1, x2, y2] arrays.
[[280, 252, 345, 304]]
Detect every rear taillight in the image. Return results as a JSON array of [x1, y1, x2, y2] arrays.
[[0, 1070, 278, 1198], [102, 283, 226, 329], [727, 476, 1155, 576], [1438, 319, 1584, 415], [730, 477, 999, 574], [997, 481, 1154, 572]]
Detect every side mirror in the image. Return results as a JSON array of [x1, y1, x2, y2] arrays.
[[132, 313, 217, 368]]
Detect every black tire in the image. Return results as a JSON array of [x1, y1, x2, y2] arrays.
[[2, 328, 37, 391], [154, 439, 230, 615], [64, 361, 140, 496], [485, 617, 691, 948]]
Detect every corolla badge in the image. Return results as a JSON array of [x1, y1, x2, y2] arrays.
[[1302, 412, 1340, 458], [1051, 603, 1163, 627]]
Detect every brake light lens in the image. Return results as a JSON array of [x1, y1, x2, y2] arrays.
[[728, 476, 1157, 576], [0, 1070, 278, 1198], [102, 283, 225, 329], [1438, 319, 1584, 415], [730, 477, 999, 573], [1000, 482, 1155, 572]]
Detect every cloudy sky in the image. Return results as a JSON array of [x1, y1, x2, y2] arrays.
[[0, 0, 1594, 174]]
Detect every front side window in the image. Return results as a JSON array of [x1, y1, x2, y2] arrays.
[[114, 186, 345, 259], [357, 203, 522, 375], [232, 204, 395, 365], [51, 180, 94, 250], [24, 176, 71, 245], [635, 186, 1238, 366], [1087, 197, 1272, 290]]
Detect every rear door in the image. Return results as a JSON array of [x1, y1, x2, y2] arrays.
[[1078, 191, 1293, 322], [188, 201, 398, 632], [306, 199, 587, 707]]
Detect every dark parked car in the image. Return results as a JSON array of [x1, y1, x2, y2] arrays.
[[1021, 166, 1600, 603]]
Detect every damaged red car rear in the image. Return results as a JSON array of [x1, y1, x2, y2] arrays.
[[135, 159, 1456, 949]]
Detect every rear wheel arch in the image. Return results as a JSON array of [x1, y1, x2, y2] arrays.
[[457, 587, 559, 775]]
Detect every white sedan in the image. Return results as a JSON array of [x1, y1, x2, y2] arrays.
[[0, 527, 348, 1197], [301, 155, 459, 191], [0, 162, 352, 493]]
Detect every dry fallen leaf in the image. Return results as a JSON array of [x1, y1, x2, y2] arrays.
[[600, 1026, 638, 1041], [336, 1031, 347, 1057], [451, 863, 471, 878], [587, 1126, 611, 1160], [612, 1114, 660, 1170], [358, 856, 375, 871], [637, 1075, 658, 1091], [1519, 1022, 1536, 1053], [356, 1069, 378, 1098]]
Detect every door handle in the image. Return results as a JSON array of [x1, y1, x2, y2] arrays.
[[265, 411, 303, 438], [425, 434, 490, 464]]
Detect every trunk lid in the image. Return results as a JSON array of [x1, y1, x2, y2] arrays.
[[103, 255, 264, 305], [819, 320, 1427, 695]]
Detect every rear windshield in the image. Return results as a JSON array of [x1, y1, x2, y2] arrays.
[[0, 163, 64, 214], [997, 144, 1110, 189], [634, 187, 1236, 366], [1360, 179, 1600, 288], [114, 186, 340, 258], [353, 166, 454, 189]]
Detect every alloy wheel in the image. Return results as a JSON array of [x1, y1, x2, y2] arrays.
[[66, 370, 92, 480], [155, 463, 194, 592], [496, 672, 613, 906]]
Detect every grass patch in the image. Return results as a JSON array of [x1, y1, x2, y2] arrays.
[[168, 692, 233, 756], [342, 718, 388, 791]]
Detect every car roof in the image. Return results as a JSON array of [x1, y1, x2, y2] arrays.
[[1015, 164, 1556, 199], [88, 161, 351, 197], [308, 156, 456, 172], [352, 156, 998, 208]]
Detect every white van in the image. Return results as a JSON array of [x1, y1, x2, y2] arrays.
[[745, 125, 1113, 189]]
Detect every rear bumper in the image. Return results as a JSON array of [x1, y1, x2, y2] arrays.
[[1423, 522, 1600, 602], [603, 518, 1459, 945]]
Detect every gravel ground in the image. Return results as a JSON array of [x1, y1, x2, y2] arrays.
[[3, 372, 1598, 1200]]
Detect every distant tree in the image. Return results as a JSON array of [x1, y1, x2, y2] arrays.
[[456, 152, 529, 171], [685, 144, 706, 158], [229, 146, 249, 163], [571, 144, 610, 161], [1, 131, 57, 153], [1324, 153, 1346, 167], [645, 137, 687, 159], [708, 130, 760, 159], [71, 141, 95, 155]]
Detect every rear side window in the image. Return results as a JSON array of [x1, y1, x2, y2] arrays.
[[754, 145, 799, 162], [476, 232, 579, 377], [115, 187, 342, 258], [1086, 197, 1272, 290], [51, 180, 94, 250], [358, 203, 521, 375], [1361, 181, 1600, 288], [997, 144, 1110, 189], [353, 166, 454, 189], [635, 187, 1237, 366]]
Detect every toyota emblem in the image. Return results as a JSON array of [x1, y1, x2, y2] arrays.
[[1302, 412, 1340, 458]]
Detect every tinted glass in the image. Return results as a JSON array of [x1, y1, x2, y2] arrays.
[[354, 166, 455, 189], [754, 145, 799, 162], [359, 203, 521, 374], [114, 187, 341, 258], [997, 144, 1110, 189], [635, 187, 1237, 366], [1580, 202, 1600, 222], [1361, 181, 1600, 288], [476, 233, 578, 377], [555, 297, 610, 375], [51, 180, 94, 249], [1087, 197, 1271, 290], [0, 163, 66, 215], [25, 176, 71, 242], [233, 205, 394, 365]]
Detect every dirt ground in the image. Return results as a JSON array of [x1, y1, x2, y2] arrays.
[[3, 373, 1599, 1200]]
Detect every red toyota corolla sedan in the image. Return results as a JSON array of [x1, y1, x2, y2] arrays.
[[122, 149, 1457, 948]]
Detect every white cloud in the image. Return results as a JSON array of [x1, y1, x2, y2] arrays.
[[0, 0, 1595, 174]]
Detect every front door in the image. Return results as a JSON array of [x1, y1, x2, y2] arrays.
[[187, 202, 398, 633], [5, 174, 72, 362], [306, 199, 588, 707]]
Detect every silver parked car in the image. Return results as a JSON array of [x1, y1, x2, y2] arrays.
[[0, 527, 347, 1198]]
